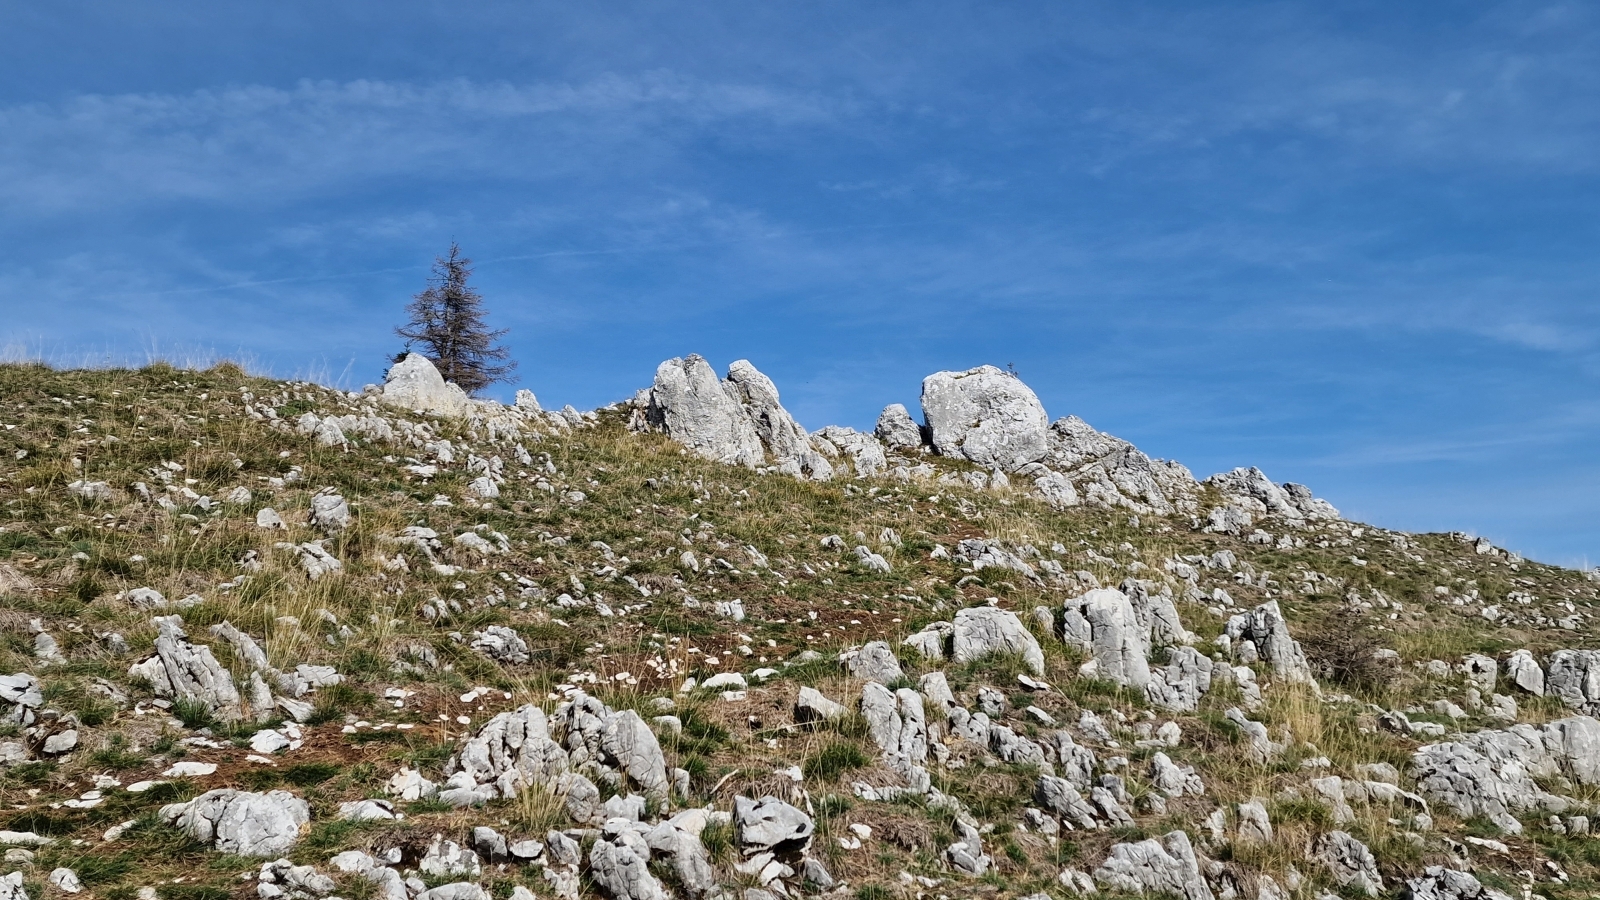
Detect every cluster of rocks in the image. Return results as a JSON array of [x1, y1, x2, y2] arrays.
[[128, 616, 342, 723], [628, 357, 1339, 529]]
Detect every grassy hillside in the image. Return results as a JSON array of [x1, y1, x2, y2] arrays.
[[0, 361, 1596, 900]]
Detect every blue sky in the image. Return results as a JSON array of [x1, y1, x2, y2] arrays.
[[6, 2, 1600, 566]]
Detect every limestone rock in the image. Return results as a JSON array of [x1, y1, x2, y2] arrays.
[[1041, 416, 1198, 513], [724, 360, 810, 461], [1413, 716, 1600, 833], [1064, 589, 1151, 690], [876, 403, 923, 449], [813, 426, 887, 477], [952, 606, 1045, 675], [1547, 650, 1600, 714], [1405, 867, 1516, 900], [128, 618, 243, 722], [1235, 800, 1272, 843], [842, 641, 905, 683], [160, 789, 310, 857], [1312, 831, 1381, 896], [1505, 649, 1545, 697], [0, 873, 25, 900], [1146, 646, 1214, 712], [733, 795, 814, 855], [921, 365, 1050, 472], [1226, 601, 1315, 685], [795, 687, 846, 726], [381, 354, 474, 417], [644, 355, 764, 468], [471, 626, 530, 665], [644, 820, 716, 898], [420, 835, 481, 878], [444, 704, 568, 800], [860, 682, 927, 764], [308, 490, 350, 535], [1205, 466, 1337, 520], [1092, 830, 1214, 900]]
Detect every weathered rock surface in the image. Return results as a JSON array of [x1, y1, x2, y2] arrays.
[[842, 641, 905, 683], [921, 365, 1049, 472], [875, 403, 922, 449], [1313, 830, 1382, 896], [1505, 649, 1545, 696], [1547, 649, 1600, 713], [129, 618, 243, 721], [1063, 589, 1151, 689], [952, 606, 1045, 675], [733, 795, 814, 855], [1092, 830, 1213, 900], [645, 355, 764, 468], [381, 354, 473, 417], [161, 789, 310, 857], [1412, 716, 1600, 833], [1226, 601, 1315, 685], [1405, 867, 1516, 900]]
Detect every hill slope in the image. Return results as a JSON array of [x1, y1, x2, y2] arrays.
[[0, 358, 1596, 900]]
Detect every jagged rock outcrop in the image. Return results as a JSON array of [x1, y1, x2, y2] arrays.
[[1204, 466, 1338, 520], [951, 606, 1045, 675], [1405, 867, 1516, 900], [1226, 601, 1315, 685], [1062, 589, 1151, 689], [645, 356, 765, 468], [1092, 831, 1213, 900], [1411, 715, 1600, 833], [813, 426, 886, 477], [921, 365, 1049, 472], [1547, 649, 1600, 714], [875, 403, 922, 449], [724, 360, 833, 479], [444, 704, 569, 801], [161, 789, 310, 857], [129, 617, 243, 722], [1040, 416, 1198, 514], [381, 354, 474, 418]]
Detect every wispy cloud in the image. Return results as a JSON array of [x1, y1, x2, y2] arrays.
[[0, 73, 851, 214]]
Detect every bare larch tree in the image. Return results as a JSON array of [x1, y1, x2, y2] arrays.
[[395, 243, 516, 395]]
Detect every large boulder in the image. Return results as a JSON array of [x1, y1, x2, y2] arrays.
[[1226, 601, 1315, 685], [645, 356, 764, 468], [875, 403, 923, 449], [920, 365, 1049, 472], [733, 796, 814, 855], [1411, 716, 1600, 833], [381, 354, 474, 417], [161, 789, 310, 857], [1092, 830, 1213, 900], [1547, 649, 1600, 714], [1405, 867, 1516, 900], [951, 606, 1045, 675], [1062, 589, 1151, 690]]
